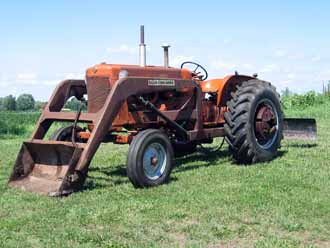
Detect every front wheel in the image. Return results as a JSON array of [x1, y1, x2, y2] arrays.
[[127, 129, 174, 188], [224, 80, 284, 164]]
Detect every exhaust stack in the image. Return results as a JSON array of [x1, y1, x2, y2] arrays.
[[139, 25, 146, 67], [162, 44, 170, 68]]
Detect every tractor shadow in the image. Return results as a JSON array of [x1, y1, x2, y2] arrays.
[[173, 149, 287, 172], [86, 166, 128, 190], [85, 149, 288, 191], [284, 143, 317, 148], [85, 149, 229, 190], [173, 149, 232, 173]]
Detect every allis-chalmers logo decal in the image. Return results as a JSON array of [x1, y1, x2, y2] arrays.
[[148, 79, 175, 86]]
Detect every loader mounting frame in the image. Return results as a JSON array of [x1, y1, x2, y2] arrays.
[[9, 77, 225, 196]]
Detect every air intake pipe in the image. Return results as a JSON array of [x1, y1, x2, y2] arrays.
[[162, 44, 170, 68], [139, 25, 146, 67]]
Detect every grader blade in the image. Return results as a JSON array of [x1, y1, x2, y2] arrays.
[[283, 118, 317, 140], [8, 141, 85, 196]]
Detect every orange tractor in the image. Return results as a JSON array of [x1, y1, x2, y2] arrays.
[[8, 26, 316, 196]]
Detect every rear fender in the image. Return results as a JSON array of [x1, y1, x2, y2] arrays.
[[217, 75, 254, 106]]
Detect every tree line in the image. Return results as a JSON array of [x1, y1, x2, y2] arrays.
[[0, 94, 85, 112], [280, 81, 330, 109], [0, 94, 41, 111]]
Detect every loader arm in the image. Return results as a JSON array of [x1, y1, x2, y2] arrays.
[[9, 77, 202, 196], [69, 77, 202, 179], [32, 79, 87, 140]]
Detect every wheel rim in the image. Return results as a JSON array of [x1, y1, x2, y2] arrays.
[[254, 99, 279, 149], [143, 142, 167, 180]]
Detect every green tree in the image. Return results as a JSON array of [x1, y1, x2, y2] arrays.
[[64, 97, 86, 111], [16, 94, 35, 111], [0, 97, 3, 111], [34, 101, 47, 111], [323, 81, 330, 96], [3, 95, 16, 111], [281, 87, 292, 98]]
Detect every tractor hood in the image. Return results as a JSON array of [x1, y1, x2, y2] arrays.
[[86, 63, 192, 81], [85, 64, 192, 113]]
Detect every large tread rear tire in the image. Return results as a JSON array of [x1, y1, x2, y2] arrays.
[[224, 79, 283, 164]]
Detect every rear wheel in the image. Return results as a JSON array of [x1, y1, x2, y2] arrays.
[[50, 126, 83, 142], [224, 79, 283, 164], [127, 129, 174, 187]]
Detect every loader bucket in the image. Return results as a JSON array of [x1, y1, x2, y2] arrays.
[[283, 118, 317, 140], [8, 141, 84, 196]]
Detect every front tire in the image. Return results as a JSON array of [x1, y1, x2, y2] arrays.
[[224, 80, 283, 164], [127, 129, 174, 188]]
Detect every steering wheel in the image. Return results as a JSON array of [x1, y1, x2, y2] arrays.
[[181, 61, 208, 81]]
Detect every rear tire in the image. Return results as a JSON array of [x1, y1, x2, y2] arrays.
[[224, 80, 283, 164], [127, 129, 174, 188]]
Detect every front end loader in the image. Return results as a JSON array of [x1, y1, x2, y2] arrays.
[[8, 26, 317, 196]]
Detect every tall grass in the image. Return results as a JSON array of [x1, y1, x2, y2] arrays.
[[282, 92, 330, 119], [0, 112, 40, 137], [281, 91, 327, 109]]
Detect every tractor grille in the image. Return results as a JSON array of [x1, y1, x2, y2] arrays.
[[87, 77, 112, 113]]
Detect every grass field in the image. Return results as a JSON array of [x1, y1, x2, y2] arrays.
[[0, 101, 330, 247]]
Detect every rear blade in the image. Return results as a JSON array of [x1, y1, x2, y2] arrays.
[[283, 118, 317, 140]]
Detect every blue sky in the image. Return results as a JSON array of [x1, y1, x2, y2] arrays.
[[1, 1, 330, 100]]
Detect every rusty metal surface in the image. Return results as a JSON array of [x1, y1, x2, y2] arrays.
[[10, 24, 318, 197], [188, 127, 225, 141], [9, 141, 84, 196], [74, 77, 203, 172], [283, 118, 317, 140], [9, 75, 207, 196], [10, 66, 311, 196], [31, 80, 87, 140]]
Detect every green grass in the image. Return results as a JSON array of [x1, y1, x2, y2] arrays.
[[0, 102, 330, 247], [0, 112, 40, 137]]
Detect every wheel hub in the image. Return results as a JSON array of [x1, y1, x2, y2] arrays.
[[150, 156, 158, 166], [143, 142, 167, 180], [254, 100, 279, 149]]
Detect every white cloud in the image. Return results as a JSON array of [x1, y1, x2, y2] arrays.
[[17, 73, 37, 81], [41, 80, 60, 86], [275, 49, 287, 58], [16, 73, 39, 85], [280, 80, 293, 87], [315, 68, 330, 81], [287, 73, 296, 79], [274, 49, 305, 60], [0, 80, 10, 87], [259, 64, 279, 73], [0, 72, 68, 88], [171, 56, 195, 67], [223, 39, 231, 45], [242, 63, 255, 70], [288, 53, 305, 60], [311, 56, 321, 62], [55, 72, 84, 79], [106, 44, 138, 55], [211, 60, 236, 70], [0, 74, 10, 87]]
